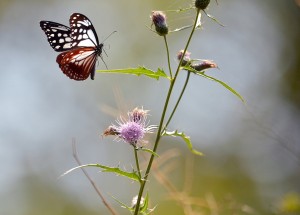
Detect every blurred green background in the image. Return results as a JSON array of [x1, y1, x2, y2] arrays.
[[0, 0, 299, 214]]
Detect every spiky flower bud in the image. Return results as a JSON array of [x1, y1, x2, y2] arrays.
[[177, 50, 191, 66], [151, 11, 168, 36], [177, 50, 217, 72], [192, 60, 217, 72], [195, 0, 210, 10]]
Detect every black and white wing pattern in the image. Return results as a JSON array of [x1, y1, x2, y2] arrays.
[[69, 13, 100, 48], [40, 21, 72, 52], [40, 13, 104, 81]]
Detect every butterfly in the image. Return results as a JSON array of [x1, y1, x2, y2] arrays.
[[40, 13, 104, 80]]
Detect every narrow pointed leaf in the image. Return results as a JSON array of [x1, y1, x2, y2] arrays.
[[111, 195, 134, 211], [171, 25, 193, 32], [140, 192, 149, 213], [196, 72, 245, 103], [203, 10, 225, 27], [182, 66, 244, 103], [140, 147, 159, 157], [162, 130, 203, 156], [97, 67, 169, 80], [61, 163, 141, 182]]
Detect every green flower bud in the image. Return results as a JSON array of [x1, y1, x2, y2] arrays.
[[151, 11, 168, 36], [195, 0, 210, 10]]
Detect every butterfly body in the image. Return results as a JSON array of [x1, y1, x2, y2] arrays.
[[40, 13, 103, 81]]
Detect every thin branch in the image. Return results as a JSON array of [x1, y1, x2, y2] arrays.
[[72, 140, 118, 215]]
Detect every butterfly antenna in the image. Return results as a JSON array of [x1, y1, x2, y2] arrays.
[[101, 30, 117, 43], [103, 48, 108, 57], [99, 31, 116, 70], [100, 55, 108, 69]]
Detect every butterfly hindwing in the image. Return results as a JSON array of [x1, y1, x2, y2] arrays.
[[40, 21, 73, 52], [56, 47, 98, 80], [69, 13, 100, 48]]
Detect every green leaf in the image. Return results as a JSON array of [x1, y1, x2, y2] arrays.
[[182, 66, 245, 103], [140, 192, 149, 214], [162, 130, 203, 156], [96, 67, 169, 80], [111, 195, 133, 211], [139, 147, 159, 157], [111, 193, 154, 214], [196, 72, 245, 103], [61, 163, 141, 182], [203, 10, 225, 27]]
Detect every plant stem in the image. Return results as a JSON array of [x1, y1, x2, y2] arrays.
[[164, 35, 173, 79], [133, 9, 201, 215], [164, 71, 191, 129], [134, 146, 142, 180]]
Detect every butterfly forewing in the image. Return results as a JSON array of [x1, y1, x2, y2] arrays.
[[56, 47, 98, 80], [69, 13, 100, 48], [40, 21, 73, 52]]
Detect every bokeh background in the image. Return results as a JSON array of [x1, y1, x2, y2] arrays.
[[0, 0, 299, 214]]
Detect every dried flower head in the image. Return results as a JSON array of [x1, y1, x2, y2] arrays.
[[195, 0, 210, 10], [151, 11, 168, 36], [103, 107, 156, 147], [177, 50, 191, 66], [102, 126, 119, 136]]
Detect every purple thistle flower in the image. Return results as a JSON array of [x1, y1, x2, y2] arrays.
[[103, 107, 156, 147]]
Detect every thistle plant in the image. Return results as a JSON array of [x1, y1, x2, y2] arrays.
[[62, 1, 244, 214]]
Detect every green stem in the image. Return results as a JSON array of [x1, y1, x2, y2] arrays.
[[164, 35, 173, 79], [133, 77, 172, 215], [164, 71, 191, 129], [133, 9, 201, 215], [133, 146, 142, 181]]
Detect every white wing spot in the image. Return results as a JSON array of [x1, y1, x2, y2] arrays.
[[63, 43, 71, 49], [52, 29, 57, 32], [77, 20, 89, 26], [87, 29, 97, 44], [59, 38, 64, 43], [78, 35, 82, 40], [52, 40, 56, 43], [58, 33, 62, 37], [65, 37, 72, 42], [55, 45, 60, 49], [63, 34, 68, 37], [50, 34, 54, 37]]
